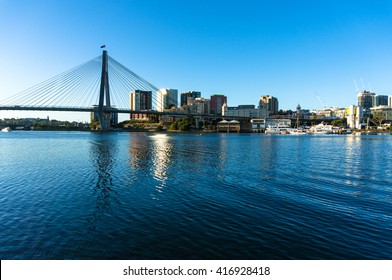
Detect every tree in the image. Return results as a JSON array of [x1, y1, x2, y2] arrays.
[[372, 113, 385, 127], [168, 116, 194, 131], [90, 119, 98, 130], [331, 118, 346, 127], [165, 104, 176, 109]]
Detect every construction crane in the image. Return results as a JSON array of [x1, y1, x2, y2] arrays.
[[353, 79, 359, 92], [315, 91, 327, 109]]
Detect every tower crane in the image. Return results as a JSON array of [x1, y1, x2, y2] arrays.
[[315, 92, 327, 109]]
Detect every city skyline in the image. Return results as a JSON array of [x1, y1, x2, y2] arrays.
[[1, 0, 392, 121]]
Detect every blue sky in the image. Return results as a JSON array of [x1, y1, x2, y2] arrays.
[[1, 0, 392, 121]]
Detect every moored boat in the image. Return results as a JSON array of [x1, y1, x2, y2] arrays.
[[265, 123, 291, 134], [1, 127, 12, 132], [309, 122, 334, 134], [289, 128, 308, 135]]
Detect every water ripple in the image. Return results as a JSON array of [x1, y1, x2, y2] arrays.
[[1, 132, 391, 259]]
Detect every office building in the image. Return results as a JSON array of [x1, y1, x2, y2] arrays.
[[259, 95, 279, 117], [157, 89, 178, 112], [222, 104, 267, 118], [193, 98, 211, 115], [370, 106, 392, 121], [130, 90, 152, 111], [210, 94, 227, 115], [180, 91, 201, 106], [374, 95, 389, 107], [357, 90, 375, 110], [130, 90, 153, 120]]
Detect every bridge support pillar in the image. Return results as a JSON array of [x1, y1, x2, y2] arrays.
[[98, 50, 111, 131]]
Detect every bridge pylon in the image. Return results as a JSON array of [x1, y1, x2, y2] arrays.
[[98, 50, 111, 131]]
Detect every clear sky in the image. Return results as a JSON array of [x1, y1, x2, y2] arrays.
[[1, 0, 392, 121]]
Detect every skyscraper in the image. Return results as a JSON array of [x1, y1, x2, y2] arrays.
[[130, 90, 152, 111], [374, 95, 389, 107], [210, 94, 227, 115], [357, 90, 375, 110], [180, 91, 201, 106], [157, 89, 178, 112], [259, 95, 279, 117]]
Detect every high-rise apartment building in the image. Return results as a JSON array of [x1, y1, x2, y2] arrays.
[[157, 89, 178, 112], [357, 90, 375, 110], [180, 91, 201, 106], [259, 95, 279, 117], [374, 95, 389, 107], [130, 90, 153, 120], [130, 90, 152, 111], [193, 98, 211, 115], [210, 94, 227, 115]]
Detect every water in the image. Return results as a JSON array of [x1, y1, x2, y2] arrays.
[[0, 131, 391, 259]]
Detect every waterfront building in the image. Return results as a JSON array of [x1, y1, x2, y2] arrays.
[[210, 94, 227, 115], [346, 105, 363, 129], [312, 107, 346, 119], [259, 95, 279, 117], [222, 104, 267, 118], [251, 119, 265, 132], [389, 95, 392, 107], [157, 89, 178, 112], [370, 106, 392, 121], [217, 120, 241, 132], [180, 91, 201, 107], [130, 90, 153, 120]]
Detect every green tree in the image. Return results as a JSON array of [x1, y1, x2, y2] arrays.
[[372, 114, 385, 127], [331, 118, 347, 127], [90, 119, 98, 130], [168, 116, 194, 131]]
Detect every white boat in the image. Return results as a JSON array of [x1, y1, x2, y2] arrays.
[[1, 127, 12, 132], [309, 123, 333, 134], [289, 128, 308, 135], [265, 123, 291, 134]]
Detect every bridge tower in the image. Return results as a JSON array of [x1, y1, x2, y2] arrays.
[[98, 50, 111, 131]]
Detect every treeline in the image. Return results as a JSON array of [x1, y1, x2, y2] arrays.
[[168, 116, 194, 131]]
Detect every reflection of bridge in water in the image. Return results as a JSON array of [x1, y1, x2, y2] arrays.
[[0, 50, 250, 131]]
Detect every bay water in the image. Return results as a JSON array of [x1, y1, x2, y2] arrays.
[[0, 131, 391, 259]]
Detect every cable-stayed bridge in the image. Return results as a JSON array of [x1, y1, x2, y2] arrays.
[[0, 51, 184, 130]]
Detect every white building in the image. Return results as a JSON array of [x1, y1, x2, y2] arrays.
[[222, 104, 267, 118], [312, 107, 346, 119], [156, 89, 178, 112], [346, 105, 363, 129], [192, 98, 211, 115], [370, 106, 392, 121]]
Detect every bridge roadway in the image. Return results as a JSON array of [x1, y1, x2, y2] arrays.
[[0, 105, 252, 121]]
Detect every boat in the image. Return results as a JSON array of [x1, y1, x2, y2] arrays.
[[265, 123, 291, 134], [289, 128, 308, 135], [1, 127, 12, 132], [309, 122, 334, 134]]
